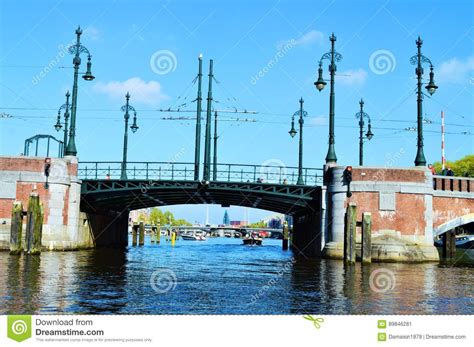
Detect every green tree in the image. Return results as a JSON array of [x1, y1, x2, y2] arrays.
[[249, 220, 266, 228], [149, 208, 163, 225], [174, 218, 192, 226], [163, 211, 174, 225], [433, 154, 474, 177], [137, 212, 148, 223], [137, 207, 192, 226]]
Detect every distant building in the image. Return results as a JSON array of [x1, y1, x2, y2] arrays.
[[129, 208, 151, 224], [230, 220, 246, 227], [223, 210, 230, 225]]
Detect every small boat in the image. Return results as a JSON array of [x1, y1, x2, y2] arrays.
[[242, 232, 263, 246], [434, 234, 474, 249], [181, 232, 207, 241]]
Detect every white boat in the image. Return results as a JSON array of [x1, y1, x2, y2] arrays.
[[181, 232, 207, 241], [435, 234, 474, 249]]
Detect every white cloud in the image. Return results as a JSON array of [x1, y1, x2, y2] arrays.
[[83, 26, 101, 41], [277, 30, 324, 50], [308, 115, 327, 126], [293, 30, 324, 46], [337, 69, 368, 87], [93, 77, 168, 106], [436, 56, 474, 84]]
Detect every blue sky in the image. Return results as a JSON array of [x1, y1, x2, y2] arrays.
[[0, 0, 473, 224]]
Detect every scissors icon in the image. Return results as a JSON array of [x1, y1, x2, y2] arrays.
[[303, 315, 325, 329]]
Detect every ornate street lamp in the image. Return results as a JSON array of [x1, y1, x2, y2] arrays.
[[355, 99, 374, 166], [54, 91, 71, 157], [289, 98, 307, 185], [410, 36, 438, 166], [120, 92, 138, 180], [314, 33, 342, 164], [65, 26, 95, 157]]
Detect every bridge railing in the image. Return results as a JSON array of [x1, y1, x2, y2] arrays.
[[214, 163, 323, 185], [78, 162, 195, 181], [78, 161, 323, 185], [433, 175, 473, 193]]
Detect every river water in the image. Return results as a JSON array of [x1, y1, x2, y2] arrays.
[[0, 237, 473, 314]]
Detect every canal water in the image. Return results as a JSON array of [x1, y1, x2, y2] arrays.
[[0, 237, 473, 315]]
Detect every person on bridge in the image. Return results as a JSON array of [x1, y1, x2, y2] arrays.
[[446, 167, 455, 176], [428, 164, 436, 175]]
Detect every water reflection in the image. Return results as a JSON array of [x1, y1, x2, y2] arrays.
[[0, 238, 473, 314]]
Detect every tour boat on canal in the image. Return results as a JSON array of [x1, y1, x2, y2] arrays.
[[242, 232, 263, 246], [181, 231, 207, 241]]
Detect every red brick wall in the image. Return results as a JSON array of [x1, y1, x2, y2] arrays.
[[63, 188, 70, 225], [433, 196, 474, 227], [0, 199, 14, 220], [0, 157, 76, 223], [345, 192, 427, 236], [15, 182, 51, 224], [0, 157, 45, 172], [351, 168, 426, 183], [68, 163, 78, 176]]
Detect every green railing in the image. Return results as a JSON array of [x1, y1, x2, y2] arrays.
[[78, 161, 323, 185]]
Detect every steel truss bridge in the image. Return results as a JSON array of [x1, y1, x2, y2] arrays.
[[79, 161, 323, 214]]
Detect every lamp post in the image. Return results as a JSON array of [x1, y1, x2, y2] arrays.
[[54, 91, 71, 157], [289, 98, 307, 185], [203, 59, 213, 182], [314, 33, 343, 164], [194, 54, 203, 181], [120, 93, 139, 180], [213, 111, 218, 181], [355, 99, 374, 166], [64, 26, 95, 157], [410, 36, 438, 166]]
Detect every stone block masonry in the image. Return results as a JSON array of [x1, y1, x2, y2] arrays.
[[0, 156, 94, 250]]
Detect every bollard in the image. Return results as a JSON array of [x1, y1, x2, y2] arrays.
[[151, 226, 156, 243], [132, 224, 138, 246], [361, 212, 372, 264], [10, 201, 24, 255], [25, 192, 43, 255], [156, 224, 161, 244], [139, 221, 145, 246], [282, 223, 289, 250], [442, 230, 456, 258], [344, 203, 357, 264], [171, 230, 176, 246]]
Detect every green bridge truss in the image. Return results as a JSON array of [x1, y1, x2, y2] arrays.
[[79, 162, 323, 214]]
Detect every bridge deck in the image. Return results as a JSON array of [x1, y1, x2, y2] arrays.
[[81, 179, 321, 215]]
